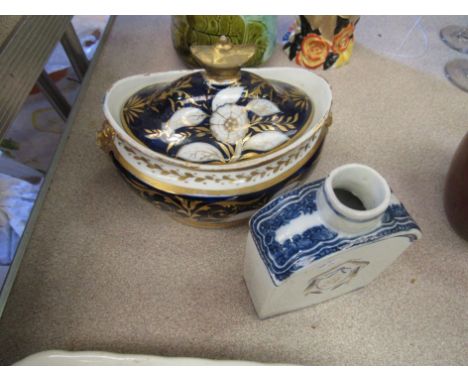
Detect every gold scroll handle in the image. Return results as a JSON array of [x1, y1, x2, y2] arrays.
[[97, 120, 116, 154], [190, 35, 256, 83]]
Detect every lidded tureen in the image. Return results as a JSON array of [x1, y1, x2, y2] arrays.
[[98, 37, 332, 227]]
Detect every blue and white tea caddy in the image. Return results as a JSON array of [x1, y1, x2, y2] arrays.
[[244, 163, 421, 319]]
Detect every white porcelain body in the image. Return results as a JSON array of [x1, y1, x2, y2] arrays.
[[245, 231, 418, 319], [103, 68, 332, 197], [244, 164, 421, 319]]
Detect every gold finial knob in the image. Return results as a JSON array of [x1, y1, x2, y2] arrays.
[[190, 36, 256, 83]]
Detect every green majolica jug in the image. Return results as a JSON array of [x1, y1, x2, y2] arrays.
[[171, 16, 277, 67]]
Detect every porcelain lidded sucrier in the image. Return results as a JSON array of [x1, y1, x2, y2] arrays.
[[98, 37, 333, 227]]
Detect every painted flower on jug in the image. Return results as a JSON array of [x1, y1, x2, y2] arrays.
[[157, 86, 289, 163], [295, 33, 330, 69], [333, 39, 354, 68], [283, 15, 359, 70], [332, 24, 354, 53]]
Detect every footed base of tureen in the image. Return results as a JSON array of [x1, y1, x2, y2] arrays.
[[109, 137, 325, 228]]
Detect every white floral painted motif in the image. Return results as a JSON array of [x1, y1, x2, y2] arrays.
[[166, 107, 207, 131], [151, 107, 206, 144], [246, 99, 281, 116], [211, 86, 244, 112], [176, 142, 225, 163], [145, 130, 186, 146], [242, 131, 290, 152], [163, 84, 286, 163], [210, 104, 249, 145]]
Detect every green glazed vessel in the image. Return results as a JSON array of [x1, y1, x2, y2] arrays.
[[171, 15, 277, 67]]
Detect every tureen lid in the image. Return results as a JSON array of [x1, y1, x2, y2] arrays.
[[120, 37, 313, 164]]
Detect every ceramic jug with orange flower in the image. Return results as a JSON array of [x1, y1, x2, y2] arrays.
[[283, 16, 359, 70]]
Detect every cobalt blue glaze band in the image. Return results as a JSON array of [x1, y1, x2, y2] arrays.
[[110, 140, 324, 225]]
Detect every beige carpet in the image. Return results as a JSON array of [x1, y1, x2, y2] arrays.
[[0, 16, 467, 365]]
